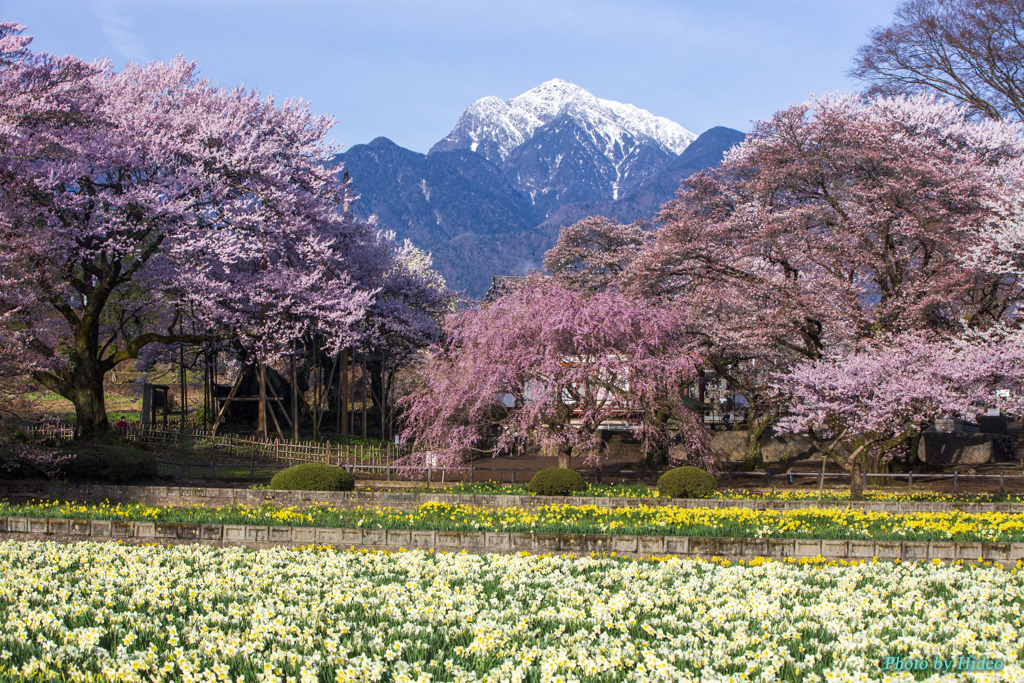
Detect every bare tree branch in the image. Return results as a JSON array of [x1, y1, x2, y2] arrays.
[[852, 0, 1024, 121]]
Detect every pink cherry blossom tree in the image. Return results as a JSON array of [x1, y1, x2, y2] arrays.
[[0, 25, 379, 437], [544, 216, 718, 466], [957, 192, 1024, 427], [966, 195, 1024, 345], [356, 234, 456, 439], [399, 276, 710, 470], [543, 216, 654, 293], [775, 332, 1023, 498], [628, 92, 1024, 469]]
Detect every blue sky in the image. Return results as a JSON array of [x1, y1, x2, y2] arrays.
[[5, 0, 904, 153]]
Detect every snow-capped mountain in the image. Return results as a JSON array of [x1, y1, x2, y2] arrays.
[[431, 79, 697, 211], [434, 79, 695, 161], [337, 80, 742, 297]]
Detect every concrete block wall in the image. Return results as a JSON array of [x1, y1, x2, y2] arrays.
[[2, 482, 1023, 514], [1, 516, 1021, 567]]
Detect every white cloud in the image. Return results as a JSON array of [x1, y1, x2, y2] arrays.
[[95, 0, 146, 63]]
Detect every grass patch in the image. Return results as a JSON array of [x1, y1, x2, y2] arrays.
[[59, 441, 157, 483], [154, 461, 281, 481], [447, 480, 1024, 503], [448, 481, 659, 498]]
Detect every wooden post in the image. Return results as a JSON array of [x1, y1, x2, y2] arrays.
[[208, 348, 216, 429], [202, 348, 209, 429], [818, 455, 829, 504], [211, 371, 244, 435], [263, 380, 287, 441], [340, 349, 349, 436], [258, 361, 268, 440], [210, 348, 217, 423], [179, 320, 187, 429], [313, 339, 320, 441], [291, 340, 299, 444], [382, 348, 389, 442], [361, 351, 368, 440]]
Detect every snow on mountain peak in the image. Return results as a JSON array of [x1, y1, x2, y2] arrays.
[[432, 79, 696, 161], [509, 78, 591, 122]]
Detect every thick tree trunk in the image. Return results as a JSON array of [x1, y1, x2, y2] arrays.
[[31, 256, 213, 440], [746, 413, 772, 470], [849, 457, 865, 501], [34, 354, 112, 439], [906, 431, 923, 470], [553, 443, 572, 470], [68, 369, 110, 439]]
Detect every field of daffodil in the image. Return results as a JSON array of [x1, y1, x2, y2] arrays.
[[0, 542, 1020, 682], [5, 499, 1024, 543]]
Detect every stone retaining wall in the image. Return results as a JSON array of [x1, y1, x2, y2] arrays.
[[1, 516, 1020, 567], [2, 482, 1024, 514]]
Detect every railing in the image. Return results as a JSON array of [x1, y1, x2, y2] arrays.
[[21, 421, 407, 468], [25, 423, 75, 440], [721, 471, 1024, 495], [18, 421, 1024, 492], [349, 466, 1024, 491]]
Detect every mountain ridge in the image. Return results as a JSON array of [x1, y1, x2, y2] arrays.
[[432, 78, 696, 161], [432, 79, 698, 213], [338, 80, 745, 297]]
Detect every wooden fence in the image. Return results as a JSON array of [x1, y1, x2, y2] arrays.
[[19, 421, 1024, 492], [22, 422, 406, 468]]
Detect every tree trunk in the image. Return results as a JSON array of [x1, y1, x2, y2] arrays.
[[365, 350, 389, 440], [850, 457, 865, 501], [906, 431, 923, 470], [34, 344, 112, 439], [643, 406, 671, 469], [553, 443, 572, 469], [339, 349, 348, 435], [68, 367, 110, 439], [643, 439, 668, 469], [745, 412, 772, 470], [30, 265, 214, 440]]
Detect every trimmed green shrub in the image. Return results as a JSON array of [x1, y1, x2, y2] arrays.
[[657, 466, 717, 498], [528, 467, 588, 496], [270, 463, 355, 491]]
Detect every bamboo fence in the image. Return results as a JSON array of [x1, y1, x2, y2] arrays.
[[22, 422, 405, 468]]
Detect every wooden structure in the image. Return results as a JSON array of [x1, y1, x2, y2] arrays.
[[140, 382, 170, 426], [484, 274, 525, 301], [208, 346, 361, 442]]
